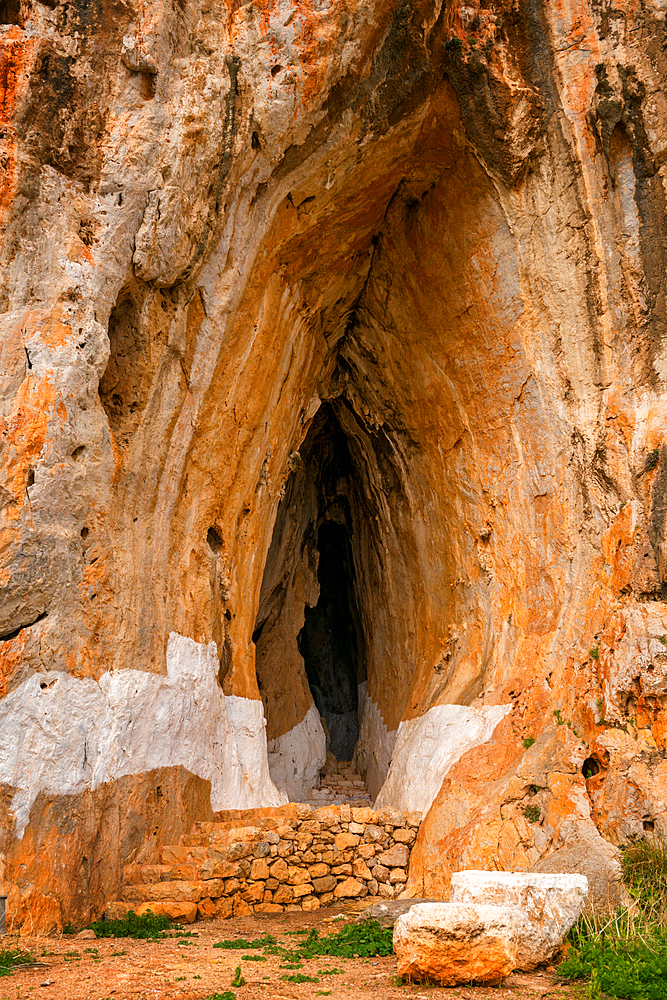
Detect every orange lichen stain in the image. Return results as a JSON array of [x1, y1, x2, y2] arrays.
[[0, 374, 56, 519], [602, 505, 635, 592], [0, 32, 38, 216], [27, 308, 73, 350], [0, 630, 27, 699]]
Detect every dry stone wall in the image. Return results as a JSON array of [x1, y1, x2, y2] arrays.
[[118, 804, 421, 920]]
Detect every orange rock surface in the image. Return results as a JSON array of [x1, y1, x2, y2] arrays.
[[0, 0, 667, 930]]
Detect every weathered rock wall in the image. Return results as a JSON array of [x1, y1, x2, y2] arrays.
[[1, 0, 667, 928]]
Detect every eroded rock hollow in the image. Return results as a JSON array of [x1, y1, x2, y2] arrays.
[[0, 0, 666, 930]]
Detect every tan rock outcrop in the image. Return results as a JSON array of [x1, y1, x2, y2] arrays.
[[0, 0, 667, 930]]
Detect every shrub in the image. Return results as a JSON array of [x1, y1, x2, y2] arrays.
[[523, 736, 535, 749]]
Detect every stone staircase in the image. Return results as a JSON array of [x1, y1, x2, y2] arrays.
[[305, 755, 373, 808], [106, 801, 421, 925]]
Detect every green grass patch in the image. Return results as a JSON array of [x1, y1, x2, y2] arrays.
[[318, 966, 345, 974], [558, 837, 667, 999], [558, 924, 667, 998], [281, 973, 320, 983], [0, 946, 34, 977], [523, 736, 535, 749], [242, 954, 267, 961], [204, 994, 236, 1000]]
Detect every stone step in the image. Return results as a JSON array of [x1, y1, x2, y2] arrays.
[[109, 802, 422, 924]]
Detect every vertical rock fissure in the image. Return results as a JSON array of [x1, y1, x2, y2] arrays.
[[298, 507, 363, 761], [254, 401, 374, 785]]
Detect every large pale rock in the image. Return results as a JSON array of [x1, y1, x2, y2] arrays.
[[393, 903, 517, 986], [530, 840, 626, 916], [450, 871, 588, 969]]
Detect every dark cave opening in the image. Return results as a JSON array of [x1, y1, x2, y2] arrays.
[[295, 404, 366, 760], [253, 400, 368, 763], [298, 519, 363, 760]]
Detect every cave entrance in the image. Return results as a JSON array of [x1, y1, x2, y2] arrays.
[[253, 401, 369, 795], [299, 519, 362, 760]]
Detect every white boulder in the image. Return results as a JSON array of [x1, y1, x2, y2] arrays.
[[450, 870, 588, 969]]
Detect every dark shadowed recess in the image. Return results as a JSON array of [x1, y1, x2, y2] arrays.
[[255, 402, 368, 759]]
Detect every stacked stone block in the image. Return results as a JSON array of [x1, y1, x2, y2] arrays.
[[111, 802, 421, 923]]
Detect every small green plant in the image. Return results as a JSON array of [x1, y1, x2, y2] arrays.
[[62, 922, 75, 935], [290, 921, 393, 960], [589, 645, 600, 660], [90, 909, 172, 940], [530, 784, 540, 795], [444, 36, 463, 51], [318, 967, 345, 975], [554, 708, 565, 725], [316, 992, 332, 997], [281, 973, 320, 983], [523, 736, 535, 749], [659, 636, 667, 646], [597, 697, 604, 713], [242, 954, 266, 961], [646, 448, 660, 472], [0, 946, 33, 977], [524, 804, 541, 824], [231, 965, 246, 987], [204, 994, 236, 1000], [214, 934, 277, 950]]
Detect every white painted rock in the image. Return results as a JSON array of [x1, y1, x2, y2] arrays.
[[393, 902, 518, 986], [450, 871, 588, 969]]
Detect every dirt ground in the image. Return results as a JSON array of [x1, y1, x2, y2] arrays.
[[0, 908, 580, 1000]]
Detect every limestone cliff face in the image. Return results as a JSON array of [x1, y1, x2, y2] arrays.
[[1, 0, 667, 928]]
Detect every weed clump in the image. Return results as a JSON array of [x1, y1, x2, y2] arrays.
[[231, 965, 246, 987], [290, 921, 393, 960], [281, 973, 320, 983], [213, 934, 277, 951], [0, 946, 33, 977], [90, 909, 184, 940], [558, 836, 667, 998]]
